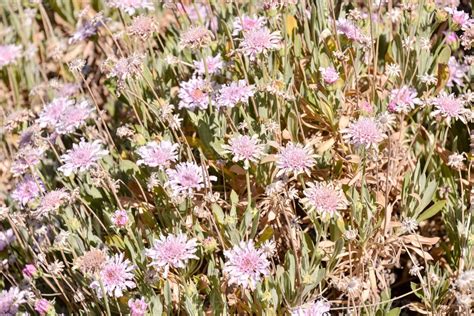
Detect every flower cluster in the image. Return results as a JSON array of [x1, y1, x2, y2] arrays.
[[1, 1, 472, 315]]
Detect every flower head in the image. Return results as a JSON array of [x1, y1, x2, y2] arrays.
[[319, 66, 339, 84], [177, 3, 217, 31], [180, 26, 213, 49], [447, 153, 465, 169], [260, 240, 276, 257], [76, 249, 107, 274], [0, 44, 22, 68], [343, 117, 386, 149], [455, 269, 474, 292], [302, 182, 348, 217], [388, 86, 422, 113], [0, 287, 26, 315], [222, 134, 265, 169], [111, 210, 129, 228], [0, 229, 15, 251], [58, 139, 109, 176], [336, 18, 360, 41], [385, 63, 401, 77], [34, 299, 52, 316], [223, 240, 270, 290], [22, 264, 37, 278], [106, 54, 143, 89], [166, 162, 214, 197], [276, 142, 316, 177], [107, 0, 154, 15], [432, 92, 468, 123], [447, 56, 468, 87], [232, 15, 267, 36], [11, 145, 45, 176], [12, 176, 44, 206], [239, 27, 281, 61], [90, 253, 136, 298], [216, 80, 254, 109], [69, 18, 102, 44], [136, 140, 179, 169], [33, 189, 69, 218], [38, 97, 74, 130], [128, 297, 148, 316], [446, 8, 470, 28], [291, 299, 331, 316], [178, 77, 213, 110], [55, 100, 93, 134], [193, 55, 224, 75], [128, 15, 156, 40], [145, 233, 198, 278]]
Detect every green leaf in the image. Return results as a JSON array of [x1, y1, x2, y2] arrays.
[[211, 203, 225, 225], [257, 227, 274, 244], [436, 46, 451, 64], [417, 200, 446, 222], [119, 159, 139, 175], [387, 308, 401, 316], [414, 180, 437, 215], [105, 235, 125, 250]]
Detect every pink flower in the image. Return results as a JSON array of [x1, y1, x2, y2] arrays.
[[22, 264, 37, 278], [128, 15, 156, 40], [0, 287, 26, 315], [302, 182, 348, 218], [136, 140, 179, 169], [128, 297, 148, 316], [342, 117, 386, 149], [90, 253, 136, 298], [111, 210, 129, 228], [447, 56, 468, 87], [291, 299, 331, 316], [223, 240, 270, 290], [319, 66, 339, 84], [58, 139, 109, 176], [56, 82, 81, 97], [336, 18, 360, 41], [358, 101, 373, 113], [12, 176, 44, 206], [388, 86, 421, 113], [222, 134, 265, 169], [33, 189, 69, 218], [239, 27, 281, 61], [232, 15, 267, 36], [177, 3, 217, 32], [179, 26, 213, 49], [55, 100, 93, 134], [11, 145, 45, 176], [69, 18, 102, 44], [431, 92, 468, 123], [0, 44, 22, 68], [0, 229, 15, 251], [216, 80, 254, 109], [194, 55, 224, 75], [34, 299, 51, 316], [145, 233, 198, 278], [106, 54, 143, 86], [444, 31, 458, 44], [276, 142, 316, 177], [446, 8, 470, 28], [37, 96, 93, 134], [38, 97, 74, 130], [107, 0, 154, 15], [166, 162, 215, 197], [178, 77, 213, 110]]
